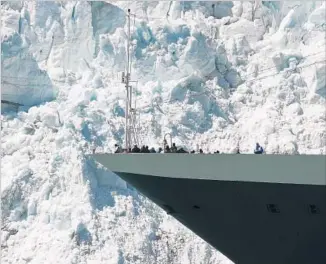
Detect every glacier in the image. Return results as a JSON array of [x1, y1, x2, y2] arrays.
[[1, 1, 325, 264]]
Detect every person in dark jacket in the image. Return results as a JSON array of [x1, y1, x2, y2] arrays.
[[177, 148, 188, 153], [114, 144, 122, 153], [132, 145, 140, 153], [254, 143, 264, 154], [145, 146, 150, 153], [171, 143, 177, 153], [165, 145, 171, 153]]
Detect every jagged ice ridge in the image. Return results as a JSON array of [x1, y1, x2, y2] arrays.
[[1, 1, 326, 264]]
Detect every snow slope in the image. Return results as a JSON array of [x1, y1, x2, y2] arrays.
[[1, 1, 325, 264]]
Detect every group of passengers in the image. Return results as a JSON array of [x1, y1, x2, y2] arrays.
[[114, 142, 264, 155]]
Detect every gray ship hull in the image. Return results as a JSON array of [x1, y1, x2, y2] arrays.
[[92, 153, 326, 264]]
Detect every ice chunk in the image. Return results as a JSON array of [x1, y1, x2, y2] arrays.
[[27, 199, 37, 216], [311, 63, 326, 97], [212, 2, 233, 19], [225, 69, 242, 88], [178, 33, 216, 77], [308, 3, 326, 26], [279, 9, 296, 31], [284, 103, 303, 116], [220, 19, 265, 44], [170, 75, 203, 102], [2, 33, 54, 106]]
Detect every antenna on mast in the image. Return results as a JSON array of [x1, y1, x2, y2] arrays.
[[122, 9, 140, 151]]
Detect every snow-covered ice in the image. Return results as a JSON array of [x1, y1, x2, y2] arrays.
[[1, 1, 325, 264]]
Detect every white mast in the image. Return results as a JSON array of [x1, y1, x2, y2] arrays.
[[125, 9, 131, 151], [122, 9, 140, 151]]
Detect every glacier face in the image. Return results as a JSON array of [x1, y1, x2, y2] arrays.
[[1, 1, 325, 264]]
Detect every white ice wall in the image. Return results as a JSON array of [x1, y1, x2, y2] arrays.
[[1, 1, 325, 264]]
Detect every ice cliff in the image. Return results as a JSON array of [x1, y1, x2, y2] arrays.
[[1, 1, 325, 264]]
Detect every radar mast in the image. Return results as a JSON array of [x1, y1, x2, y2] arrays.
[[122, 9, 140, 151]]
